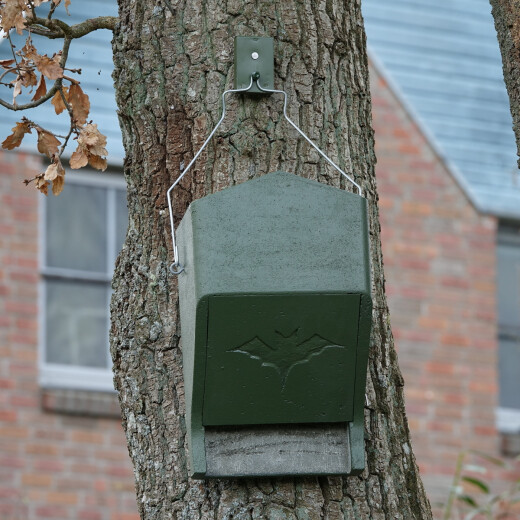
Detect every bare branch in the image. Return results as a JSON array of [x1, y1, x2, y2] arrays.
[[47, 0, 59, 20], [26, 15, 117, 40], [0, 82, 60, 110], [0, 34, 75, 112], [6, 33, 20, 69], [57, 86, 75, 157], [0, 67, 18, 84]]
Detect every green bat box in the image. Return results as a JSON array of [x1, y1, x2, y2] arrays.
[[176, 171, 372, 478]]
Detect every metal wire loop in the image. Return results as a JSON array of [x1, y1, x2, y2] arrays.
[[167, 74, 363, 275]]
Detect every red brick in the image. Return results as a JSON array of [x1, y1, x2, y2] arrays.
[[34, 459, 65, 472], [71, 431, 105, 444], [78, 509, 103, 520], [0, 410, 17, 422], [22, 473, 52, 487], [35, 505, 69, 519], [47, 491, 78, 505]]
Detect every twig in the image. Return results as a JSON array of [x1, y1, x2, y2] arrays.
[[0, 83, 60, 110], [6, 33, 20, 72], [57, 86, 76, 156], [48, 0, 59, 20]]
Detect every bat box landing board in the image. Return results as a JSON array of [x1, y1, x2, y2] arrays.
[[176, 171, 372, 478]]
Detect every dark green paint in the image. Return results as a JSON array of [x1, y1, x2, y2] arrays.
[[203, 293, 359, 426], [176, 171, 372, 478], [234, 36, 274, 93]]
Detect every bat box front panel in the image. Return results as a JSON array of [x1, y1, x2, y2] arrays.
[[202, 293, 360, 426]]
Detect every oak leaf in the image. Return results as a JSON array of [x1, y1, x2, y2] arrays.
[[68, 84, 90, 126], [51, 87, 69, 114], [36, 128, 60, 157], [0, 59, 15, 68], [44, 157, 66, 195], [35, 174, 49, 196], [32, 74, 47, 101], [22, 39, 63, 80], [70, 124, 108, 171], [12, 77, 22, 104], [1, 120, 32, 150], [77, 123, 107, 156], [69, 147, 88, 169], [20, 68, 38, 88], [88, 153, 107, 171], [35, 55, 63, 80], [0, 0, 27, 35], [51, 172, 65, 195]]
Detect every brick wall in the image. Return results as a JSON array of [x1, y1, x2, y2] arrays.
[[370, 62, 503, 511], [0, 150, 138, 520]]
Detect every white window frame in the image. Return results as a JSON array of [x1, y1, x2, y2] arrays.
[[38, 170, 126, 392]]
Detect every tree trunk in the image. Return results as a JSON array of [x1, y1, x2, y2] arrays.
[[110, 0, 433, 518], [490, 0, 520, 168]]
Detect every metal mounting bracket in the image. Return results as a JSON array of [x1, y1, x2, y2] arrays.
[[234, 36, 274, 94]]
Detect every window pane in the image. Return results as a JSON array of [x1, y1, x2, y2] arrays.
[[499, 336, 520, 410], [45, 279, 108, 368], [497, 243, 520, 329], [46, 183, 108, 272], [115, 189, 128, 256]]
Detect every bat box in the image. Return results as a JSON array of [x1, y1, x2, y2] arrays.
[[176, 171, 372, 478]]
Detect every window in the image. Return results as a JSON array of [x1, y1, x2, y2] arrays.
[[496, 222, 520, 433], [39, 172, 127, 391]]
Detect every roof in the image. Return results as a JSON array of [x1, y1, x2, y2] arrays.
[[363, 0, 520, 219], [1, 0, 518, 218], [0, 0, 124, 164]]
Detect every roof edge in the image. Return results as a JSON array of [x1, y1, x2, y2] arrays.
[[367, 45, 489, 216]]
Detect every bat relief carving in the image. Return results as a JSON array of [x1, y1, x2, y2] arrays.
[[228, 328, 347, 388]]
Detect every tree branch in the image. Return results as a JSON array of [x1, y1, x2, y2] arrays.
[[26, 15, 118, 39], [0, 83, 60, 110]]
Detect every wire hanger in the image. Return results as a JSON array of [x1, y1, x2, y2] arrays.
[[167, 73, 363, 275]]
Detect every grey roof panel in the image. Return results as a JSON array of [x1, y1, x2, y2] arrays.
[[364, 0, 520, 218]]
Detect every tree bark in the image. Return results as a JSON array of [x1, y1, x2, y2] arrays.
[[110, 0, 433, 518], [490, 0, 520, 167]]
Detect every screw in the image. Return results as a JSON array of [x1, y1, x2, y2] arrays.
[[251, 52, 259, 60]]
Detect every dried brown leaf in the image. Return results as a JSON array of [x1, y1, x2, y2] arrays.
[[12, 77, 22, 104], [32, 75, 47, 101], [88, 154, 107, 171], [36, 128, 60, 157], [77, 123, 107, 156], [35, 175, 49, 196], [44, 157, 65, 181], [44, 158, 65, 195], [0, 59, 15, 68], [20, 68, 37, 88], [21, 39, 38, 62], [52, 173, 65, 195], [51, 87, 69, 115], [2, 120, 32, 150], [22, 38, 63, 80], [0, 0, 27, 35], [69, 147, 88, 169], [68, 84, 90, 126], [35, 55, 63, 80]]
